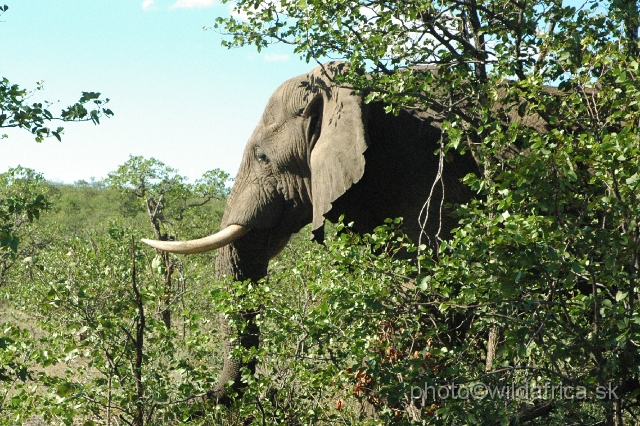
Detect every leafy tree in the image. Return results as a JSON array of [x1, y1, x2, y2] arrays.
[[212, 0, 640, 424], [107, 155, 231, 328], [45, 180, 121, 236]]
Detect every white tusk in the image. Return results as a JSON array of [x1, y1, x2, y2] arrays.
[[141, 224, 249, 254]]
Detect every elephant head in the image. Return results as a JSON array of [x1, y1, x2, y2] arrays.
[[141, 61, 477, 402], [143, 62, 371, 280]]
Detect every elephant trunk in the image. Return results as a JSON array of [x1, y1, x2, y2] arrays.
[[207, 240, 269, 405], [206, 307, 260, 405]]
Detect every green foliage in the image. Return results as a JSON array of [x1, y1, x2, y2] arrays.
[[0, 78, 112, 143], [0, 165, 228, 424], [207, 222, 447, 424], [106, 155, 230, 240], [209, 214, 638, 424], [0, 149, 636, 424], [6, 227, 220, 424], [0, 322, 37, 422], [214, 0, 639, 116], [209, 0, 640, 423], [46, 181, 130, 235], [28, 228, 218, 423], [0, 167, 53, 284]]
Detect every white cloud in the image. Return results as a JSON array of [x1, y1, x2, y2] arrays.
[[264, 53, 290, 62], [171, 0, 216, 9], [142, 0, 155, 11]]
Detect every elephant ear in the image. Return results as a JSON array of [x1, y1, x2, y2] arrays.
[[306, 62, 369, 241]]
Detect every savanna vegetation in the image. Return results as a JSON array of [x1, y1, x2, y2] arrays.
[[0, 161, 231, 425], [2, 0, 640, 425]]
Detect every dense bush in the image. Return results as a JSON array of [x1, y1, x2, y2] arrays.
[[216, 211, 640, 425], [207, 0, 640, 422], [0, 148, 638, 424]]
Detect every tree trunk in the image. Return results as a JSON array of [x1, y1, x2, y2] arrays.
[[485, 326, 499, 372]]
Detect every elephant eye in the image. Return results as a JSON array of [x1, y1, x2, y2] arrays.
[[255, 147, 269, 164]]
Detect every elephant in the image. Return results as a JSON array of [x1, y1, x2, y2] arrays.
[[142, 61, 479, 403]]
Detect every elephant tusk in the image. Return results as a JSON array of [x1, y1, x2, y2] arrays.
[[141, 224, 249, 254]]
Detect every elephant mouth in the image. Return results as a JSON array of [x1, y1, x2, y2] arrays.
[[141, 224, 249, 254]]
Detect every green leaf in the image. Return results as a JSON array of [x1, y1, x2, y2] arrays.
[[56, 381, 73, 397], [418, 274, 431, 290], [571, 262, 584, 274]]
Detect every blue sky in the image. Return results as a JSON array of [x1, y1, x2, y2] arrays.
[[1, 0, 311, 183]]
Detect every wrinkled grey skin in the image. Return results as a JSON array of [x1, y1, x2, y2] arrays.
[[207, 62, 478, 403]]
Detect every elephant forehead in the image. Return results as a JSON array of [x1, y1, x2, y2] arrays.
[[264, 77, 313, 121], [249, 120, 286, 144], [259, 103, 288, 131]]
